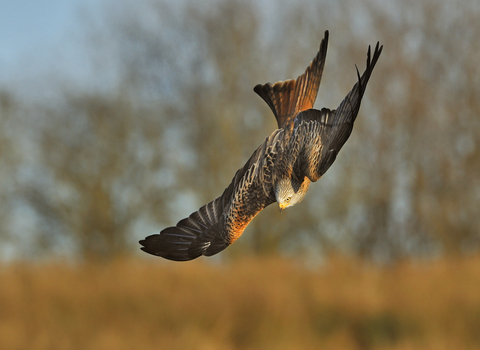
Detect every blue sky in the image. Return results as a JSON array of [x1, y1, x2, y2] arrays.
[[1, 0, 73, 63], [0, 0, 98, 89]]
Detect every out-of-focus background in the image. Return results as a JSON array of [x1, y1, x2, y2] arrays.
[[1, 0, 479, 348]]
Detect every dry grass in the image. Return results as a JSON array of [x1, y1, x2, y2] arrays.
[[1, 255, 480, 350]]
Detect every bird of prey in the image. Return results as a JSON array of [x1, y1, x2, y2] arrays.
[[140, 31, 383, 261]]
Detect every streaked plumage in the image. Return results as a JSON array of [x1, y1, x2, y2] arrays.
[[140, 31, 383, 261]]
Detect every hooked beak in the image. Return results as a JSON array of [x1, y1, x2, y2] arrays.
[[278, 203, 287, 212]]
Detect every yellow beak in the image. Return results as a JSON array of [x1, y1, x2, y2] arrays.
[[278, 203, 287, 212]]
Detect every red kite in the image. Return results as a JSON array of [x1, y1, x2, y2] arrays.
[[140, 31, 383, 261]]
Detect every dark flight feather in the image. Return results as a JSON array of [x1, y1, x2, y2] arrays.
[[290, 42, 383, 182]]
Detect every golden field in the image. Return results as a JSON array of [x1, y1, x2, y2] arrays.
[[1, 255, 480, 350]]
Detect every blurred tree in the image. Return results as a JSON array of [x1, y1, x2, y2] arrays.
[[26, 92, 169, 260], [0, 91, 19, 253], [6, 0, 480, 261]]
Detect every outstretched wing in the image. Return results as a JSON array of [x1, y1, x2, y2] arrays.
[[139, 130, 284, 261], [254, 31, 329, 132], [289, 42, 383, 182]]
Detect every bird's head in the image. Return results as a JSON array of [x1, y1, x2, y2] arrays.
[[275, 177, 311, 212]]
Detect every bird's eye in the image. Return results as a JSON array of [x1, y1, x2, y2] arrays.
[[285, 197, 291, 203]]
